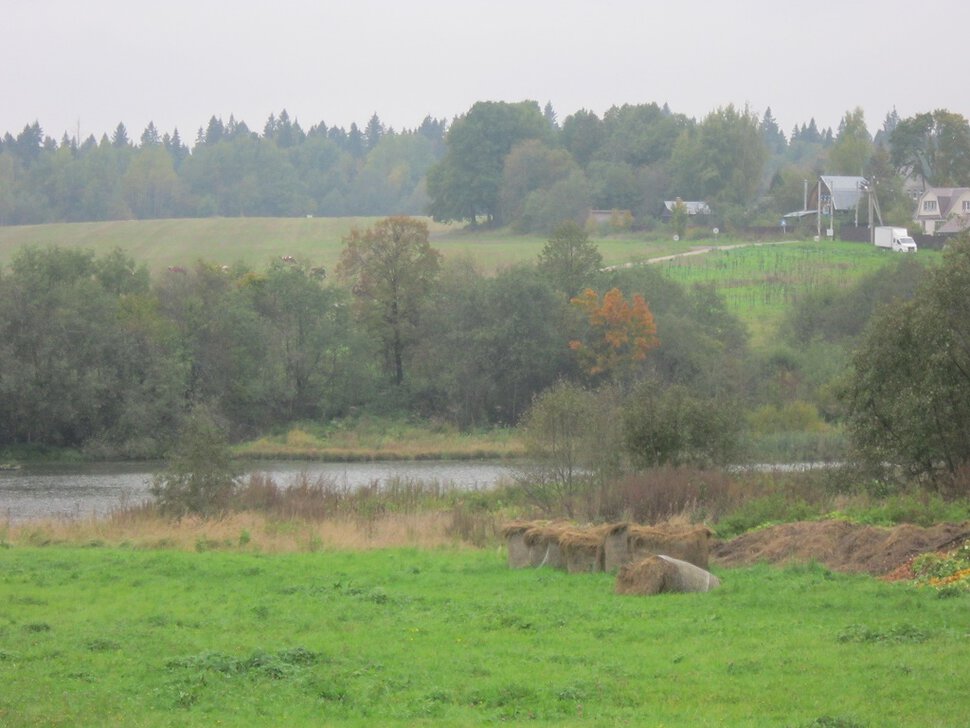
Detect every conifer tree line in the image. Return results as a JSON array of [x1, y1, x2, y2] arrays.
[[3, 102, 969, 229]]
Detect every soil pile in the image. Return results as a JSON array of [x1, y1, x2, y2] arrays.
[[712, 520, 970, 576]]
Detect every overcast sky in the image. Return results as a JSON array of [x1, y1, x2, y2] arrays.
[[5, 0, 969, 145]]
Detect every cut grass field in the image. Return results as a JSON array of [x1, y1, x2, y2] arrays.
[[1, 546, 966, 727], [0, 216, 741, 275]]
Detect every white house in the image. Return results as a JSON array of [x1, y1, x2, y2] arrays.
[[914, 187, 970, 235]]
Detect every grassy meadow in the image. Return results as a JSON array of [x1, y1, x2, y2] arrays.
[[656, 241, 941, 344], [0, 216, 695, 275], [2, 546, 967, 727]]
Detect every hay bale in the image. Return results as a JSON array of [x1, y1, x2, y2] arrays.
[[615, 555, 669, 595], [628, 525, 712, 569], [615, 555, 720, 596], [559, 528, 605, 573], [503, 520, 537, 569], [524, 523, 568, 569], [602, 522, 633, 572]]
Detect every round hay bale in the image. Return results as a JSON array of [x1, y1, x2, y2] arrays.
[[656, 555, 720, 592], [615, 555, 669, 595], [615, 555, 720, 596], [627, 525, 712, 569]]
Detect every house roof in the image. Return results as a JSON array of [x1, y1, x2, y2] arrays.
[[819, 175, 868, 211], [920, 187, 970, 216]]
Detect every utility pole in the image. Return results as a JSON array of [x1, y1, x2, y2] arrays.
[[816, 178, 822, 240]]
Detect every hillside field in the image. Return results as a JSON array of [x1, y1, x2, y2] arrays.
[[1, 546, 966, 727], [0, 217, 938, 346], [0, 217, 692, 274]]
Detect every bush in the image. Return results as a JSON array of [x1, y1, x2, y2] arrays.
[[150, 406, 239, 519], [622, 380, 740, 468], [748, 401, 829, 434]]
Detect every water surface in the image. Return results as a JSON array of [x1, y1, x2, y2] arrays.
[[0, 460, 516, 523]]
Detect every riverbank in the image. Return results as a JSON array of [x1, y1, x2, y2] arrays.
[[234, 421, 526, 462]]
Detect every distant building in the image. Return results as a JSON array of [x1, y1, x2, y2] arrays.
[[806, 175, 868, 215], [660, 200, 711, 220], [913, 187, 970, 235]]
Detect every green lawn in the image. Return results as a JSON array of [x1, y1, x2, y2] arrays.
[[1, 546, 965, 726]]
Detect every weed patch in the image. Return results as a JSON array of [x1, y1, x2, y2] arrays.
[[166, 647, 320, 680], [836, 623, 930, 644]]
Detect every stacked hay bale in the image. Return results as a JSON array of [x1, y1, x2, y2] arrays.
[[602, 522, 633, 572], [559, 526, 609, 573], [523, 522, 568, 569], [627, 524, 712, 569], [503, 520, 720, 597], [503, 521, 537, 569], [615, 555, 721, 595]]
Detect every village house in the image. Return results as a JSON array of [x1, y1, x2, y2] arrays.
[[913, 187, 970, 235]]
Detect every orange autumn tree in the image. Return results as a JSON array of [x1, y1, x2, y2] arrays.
[[569, 287, 659, 379]]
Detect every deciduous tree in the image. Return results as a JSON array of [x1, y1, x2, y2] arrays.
[[337, 216, 440, 385], [569, 287, 658, 381], [670, 105, 767, 207], [845, 235, 970, 491], [890, 109, 970, 187], [537, 221, 603, 297], [427, 100, 549, 225]]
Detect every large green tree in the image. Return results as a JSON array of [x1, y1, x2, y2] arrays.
[[337, 216, 441, 386], [426, 101, 549, 225], [890, 109, 970, 187], [669, 105, 767, 208], [844, 235, 970, 490], [537, 220, 603, 297], [828, 108, 873, 176]]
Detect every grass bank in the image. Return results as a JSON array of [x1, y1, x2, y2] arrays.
[[234, 420, 525, 461], [1, 546, 966, 726]]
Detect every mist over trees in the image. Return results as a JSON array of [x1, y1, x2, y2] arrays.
[[4, 102, 969, 230]]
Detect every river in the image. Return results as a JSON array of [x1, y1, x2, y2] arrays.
[[0, 460, 518, 523]]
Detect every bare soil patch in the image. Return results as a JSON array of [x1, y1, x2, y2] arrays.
[[712, 520, 970, 576]]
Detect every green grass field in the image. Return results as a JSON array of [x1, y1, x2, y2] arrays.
[[0, 216, 738, 274], [655, 241, 941, 344], [1, 546, 966, 726]]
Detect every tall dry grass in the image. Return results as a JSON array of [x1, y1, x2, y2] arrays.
[[2, 471, 505, 552]]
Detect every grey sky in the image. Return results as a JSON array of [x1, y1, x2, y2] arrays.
[[5, 0, 968, 144]]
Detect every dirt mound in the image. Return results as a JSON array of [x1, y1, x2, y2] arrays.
[[712, 520, 970, 576]]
